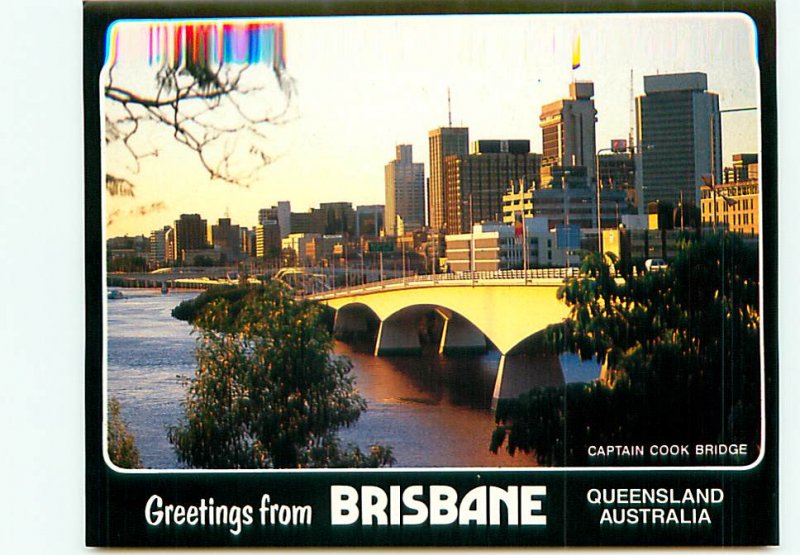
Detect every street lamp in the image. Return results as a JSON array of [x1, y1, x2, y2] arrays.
[[597, 143, 656, 254], [595, 147, 617, 255], [701, 106, 757, 234]]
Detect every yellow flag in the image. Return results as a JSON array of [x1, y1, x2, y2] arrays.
[[572, 34, 581, 70]]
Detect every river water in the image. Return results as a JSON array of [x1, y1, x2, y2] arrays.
[[107, 289, 597, 469]]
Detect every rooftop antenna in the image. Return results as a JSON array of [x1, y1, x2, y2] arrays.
[[628, 69, 635, 148], [447, 88, 453, 127]]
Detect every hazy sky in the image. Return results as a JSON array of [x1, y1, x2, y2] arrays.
[[104, 12, 760, 237]]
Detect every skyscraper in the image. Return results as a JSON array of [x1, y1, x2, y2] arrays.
[[211, 218, 242, 262], [443, 140, 541, 233], [355, 204, 385, 238], [148, 225, 174, 268], [539, 81, 597, 181], [258, 201, 291, 238], [636, 72, 721, 209], [385, 145, 425, 236], [428, 127, 469, 231], [173, 214, 208, 262]]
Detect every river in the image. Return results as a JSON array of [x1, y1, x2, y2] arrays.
[[106, 288, 597, 469]]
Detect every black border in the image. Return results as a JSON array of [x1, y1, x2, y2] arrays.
[[85, 0, 778, 546]]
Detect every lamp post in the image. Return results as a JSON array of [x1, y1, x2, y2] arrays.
[[701, 106, 757, 234], [595, 147, 616, 255]]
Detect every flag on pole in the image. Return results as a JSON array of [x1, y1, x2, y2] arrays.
[[572, 34, 581, 70]]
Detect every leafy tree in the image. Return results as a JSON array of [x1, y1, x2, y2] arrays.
[[108, 397, 142, 469], [172, 284, 254, 324], [168, 282, 393, 468], [491, 234, 760, 466]]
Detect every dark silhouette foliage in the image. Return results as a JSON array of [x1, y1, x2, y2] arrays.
[[492, 234, 761, 466]]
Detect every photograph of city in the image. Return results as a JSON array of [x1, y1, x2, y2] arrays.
[[102, 13, 763, 470]]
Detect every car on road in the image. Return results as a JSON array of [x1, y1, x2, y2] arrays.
[[645, 258, 668, 272]]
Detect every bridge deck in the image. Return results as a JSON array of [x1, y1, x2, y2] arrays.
[[304, 268, 578, 301]]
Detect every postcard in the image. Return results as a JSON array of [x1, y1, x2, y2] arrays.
[[85, 0, 778, 546]]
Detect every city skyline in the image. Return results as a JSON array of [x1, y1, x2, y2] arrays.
[[104, 13, 760, 237]]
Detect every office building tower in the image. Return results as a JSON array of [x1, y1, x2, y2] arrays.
[[532, 166, 627, 230], [173, 214, 208, 262], [598, 149, 638, 210], [148, 226, 173, 268], [258, 201, 291, 238], [428, 127, 469, 231], [355, 205, 385, 238], [540, 81, 597, 180], [315, 202, 356, 236], [255, 221, 282, 259], [443, 140, 541, 233], [385, 145, 425, 236], [211, 218, 242, 263], [636, 72, 721, 208]]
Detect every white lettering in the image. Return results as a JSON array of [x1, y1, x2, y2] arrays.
[[331, 485, 359, 525]]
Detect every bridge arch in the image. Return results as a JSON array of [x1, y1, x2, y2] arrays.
[[375, 303, 489, 356], [313, 280, 575, 405], [325, 282, 568, 356], [332, 302, 380, 342]]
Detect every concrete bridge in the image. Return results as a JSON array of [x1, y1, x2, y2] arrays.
[[305, 268, 586, 406]]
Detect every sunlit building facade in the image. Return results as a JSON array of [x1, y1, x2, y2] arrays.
[[428, 127, 469, 231]]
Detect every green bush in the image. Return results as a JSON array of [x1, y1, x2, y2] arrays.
[[108, 397, 142, 469]]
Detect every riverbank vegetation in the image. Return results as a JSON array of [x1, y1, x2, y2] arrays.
[[491, 234, 761, 466], [169, 281, 393, 468], [108, 397, 142, 469]]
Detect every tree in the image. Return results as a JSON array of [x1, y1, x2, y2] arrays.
[[108, 397, 142, 469], [168, 282, 393, 468], [491, 234, 761, 466], [105, 21, 294, 191]]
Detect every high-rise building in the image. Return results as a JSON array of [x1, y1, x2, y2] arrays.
[[173, 214, 208, 262], [211, 218, 242, 263], [258, 201, 291, 238], [316, 202, 356, 236], [540, 81, 597, 180], [428, 127, 469, 231], [385, 145, 425, 236], [598, 150, 638, 211], [355, 205, 385, 238], [147, 226, 173, 268], [288, 202, 355, 236], [636, 72, 721, 209], [532, 166, 627, 230], [255, 221, 282, 259], [443, 140, 541, 233], [240, 227, 256, 258]]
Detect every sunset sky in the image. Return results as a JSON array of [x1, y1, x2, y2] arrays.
[[103, 12, 761, 237]]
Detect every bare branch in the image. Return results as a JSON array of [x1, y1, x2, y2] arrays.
[[106, 175, 136, 197], [104, 56, 293, 187]]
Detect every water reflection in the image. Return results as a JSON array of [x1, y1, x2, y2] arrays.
[[335, 342, 538, 468], [107, 290, 548, 469]]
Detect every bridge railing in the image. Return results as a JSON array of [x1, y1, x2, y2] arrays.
[[302, 266, 580, 299]]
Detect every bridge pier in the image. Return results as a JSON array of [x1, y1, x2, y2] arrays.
[[437, 309, 486, 355], [374, 316, 422, 356], [491, 352, 565, 409]]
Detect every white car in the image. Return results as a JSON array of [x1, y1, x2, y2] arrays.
[[645, 258, 668, 272]]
